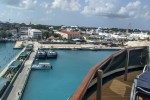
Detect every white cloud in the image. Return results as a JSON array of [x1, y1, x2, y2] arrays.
[[2, 0, 38, 9], [46, 10, 52, 14], [81, 0, 116, 16], [118, 1, 141, 18], [40, 2, 51, 9], [81, 0, 150, 19], [118, 1, 150, 19], [51, 0, 80, 11], [20, 0, 37, 9]]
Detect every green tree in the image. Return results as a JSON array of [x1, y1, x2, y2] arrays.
[[42, 31, 49, 39], [53, 33, 61, 38], [7, 33, 12, 38], [0, 31, 7, 38]]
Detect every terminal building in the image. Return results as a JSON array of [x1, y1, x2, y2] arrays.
[[18, 27, 31, 40], [17, 27, 42, 40], [28, 29, 42, 39]]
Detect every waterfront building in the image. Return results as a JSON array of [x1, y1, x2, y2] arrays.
[[56, 30, 80, 40], [48, 36, 60, 41], [61, 25, 67, 30], [98, 32, 110, 37], [49, 26, 54, 30], [130, 32, 149, 40], [70, 26, 79, 31], [61, 25, 80, 32], [86, 29, 97, 35], [28, 29, 42, 39], [96, 27, 102, 34], [17, 27, 31, 40], [9, 29, 17, 35], [18, 27, 31, 37]]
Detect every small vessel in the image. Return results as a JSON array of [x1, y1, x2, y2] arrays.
[[47, 50, 57, 58], [89, 47, 97, 51], [32, 62, 52, 70], [36, 49, 46, 59]]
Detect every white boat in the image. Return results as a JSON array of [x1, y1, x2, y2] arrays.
[[47, 50, 57, 58], [32, 62, 52, 70], [36, 49, 46, 59]]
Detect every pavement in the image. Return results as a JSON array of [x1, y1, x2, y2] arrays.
[[14, 41, 122, 49], [6, 44, 38, 100]]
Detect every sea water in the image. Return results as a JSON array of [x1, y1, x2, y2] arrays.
[[0, 43, 21, 72], [22, 50, 116, 100]]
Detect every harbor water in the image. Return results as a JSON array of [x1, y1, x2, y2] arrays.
[[22, 50, 116, 100], [0, 43, 21, 72]]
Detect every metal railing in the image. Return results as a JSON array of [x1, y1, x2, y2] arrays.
[[70, 46, 148, 100]]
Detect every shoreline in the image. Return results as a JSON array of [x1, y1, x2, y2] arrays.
[[13, 40, 149, 50], [13, 41, 124, 50]]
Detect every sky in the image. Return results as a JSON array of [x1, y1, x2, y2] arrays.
[[0, 0, 150, 30]]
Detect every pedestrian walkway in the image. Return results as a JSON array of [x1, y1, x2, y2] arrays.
[[6, 45, 38, 100]]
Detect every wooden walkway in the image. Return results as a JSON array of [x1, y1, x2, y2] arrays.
[[88, 71, 142, 100]]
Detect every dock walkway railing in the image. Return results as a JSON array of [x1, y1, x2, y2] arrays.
[[70, 46, 148, 100], [18, 48, 37, 100]]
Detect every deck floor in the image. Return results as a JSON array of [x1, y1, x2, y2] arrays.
[[88, 71, 142, 100]]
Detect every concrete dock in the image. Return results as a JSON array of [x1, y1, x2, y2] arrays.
[[6, 43, 38, 100], [13, 41, 23, 49], [0, 48, 26, 77], [14, 41, 123, 50]]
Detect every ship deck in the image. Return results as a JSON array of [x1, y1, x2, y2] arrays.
[[88, 71, 142, 100]]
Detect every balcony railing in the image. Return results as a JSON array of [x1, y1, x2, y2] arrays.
[[70, 46, 148, 100]]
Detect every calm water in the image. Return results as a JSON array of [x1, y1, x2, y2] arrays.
[[0, 43, 21, 72], [22, 50, 116, 100]]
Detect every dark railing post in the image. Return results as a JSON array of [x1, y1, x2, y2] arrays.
[[96, 70, 103, 100], [124, 50, 129, 81]]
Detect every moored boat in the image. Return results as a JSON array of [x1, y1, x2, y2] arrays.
[[46, 50, 57, 58], [32, 62, 52, 70], [36, 49, 46, 59]]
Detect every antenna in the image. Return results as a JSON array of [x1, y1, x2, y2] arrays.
[[126, 22, 131, 35]]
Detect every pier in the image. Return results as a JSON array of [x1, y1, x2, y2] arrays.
[[0, 48, 26, 77], [14, 41, 123, 50], [13, 41, 23, 49], [6, 43, 38, 100]]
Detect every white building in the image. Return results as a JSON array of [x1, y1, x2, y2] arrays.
[[70, 26, 79, 30], [29, 29, 42, 39], [96, 27, 102, 34], [130, 32, 149, 40], [61, 26, 67, 30], [98, 32, 112, 38], [56, 30, 80, 40], [18, 27, 31, 37]]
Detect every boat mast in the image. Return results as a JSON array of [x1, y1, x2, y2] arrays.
[[148, 41, 150, 66]]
